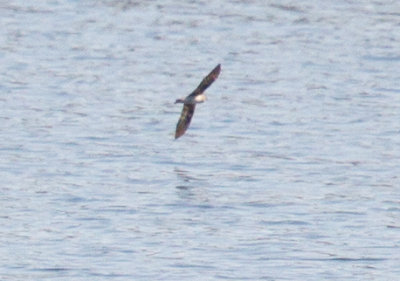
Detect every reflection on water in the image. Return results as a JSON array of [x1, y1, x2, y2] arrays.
[[175, 168, 197, 193], [174, 167, 210, 203], [174, 167, 201, 184]]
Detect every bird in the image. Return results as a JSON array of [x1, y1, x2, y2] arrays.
[[174, 64, 221, 139]]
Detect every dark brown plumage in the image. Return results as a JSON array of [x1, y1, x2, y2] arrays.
[[175, 64, 221, 139], [175, 104, 196, 139]]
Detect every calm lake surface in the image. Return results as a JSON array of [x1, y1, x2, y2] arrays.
[[1, 1, 400, 280]]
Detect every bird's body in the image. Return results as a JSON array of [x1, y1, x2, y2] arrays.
[[174, 64, 221, 139], [175, 93, 206, 105]]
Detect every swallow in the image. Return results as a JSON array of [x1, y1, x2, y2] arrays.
[[174, 64, 221, 139]]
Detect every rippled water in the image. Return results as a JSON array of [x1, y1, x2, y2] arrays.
[[1, 1, 400, 280]]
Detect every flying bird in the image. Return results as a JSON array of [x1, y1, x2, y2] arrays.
[[174, 64, 221, 139]]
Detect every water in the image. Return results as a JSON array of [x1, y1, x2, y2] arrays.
[[1, 1, 400, 280]]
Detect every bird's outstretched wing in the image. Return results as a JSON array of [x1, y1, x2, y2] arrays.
[[175, 104, 196, 139], [189, 64, 221, 97]]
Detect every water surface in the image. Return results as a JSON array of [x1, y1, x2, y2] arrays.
[[1, 1, 400, 280]]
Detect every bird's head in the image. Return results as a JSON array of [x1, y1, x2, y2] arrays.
[[175, 98, 185, 104]]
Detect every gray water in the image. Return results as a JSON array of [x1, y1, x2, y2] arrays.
[[1, 1, 400, 280]]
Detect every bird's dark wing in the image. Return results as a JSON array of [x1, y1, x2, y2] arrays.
[[175, 104, 196, 139], [189, 64, 221, 97]]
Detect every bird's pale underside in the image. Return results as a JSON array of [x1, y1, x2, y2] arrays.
[[174, 64, 221, 139]]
